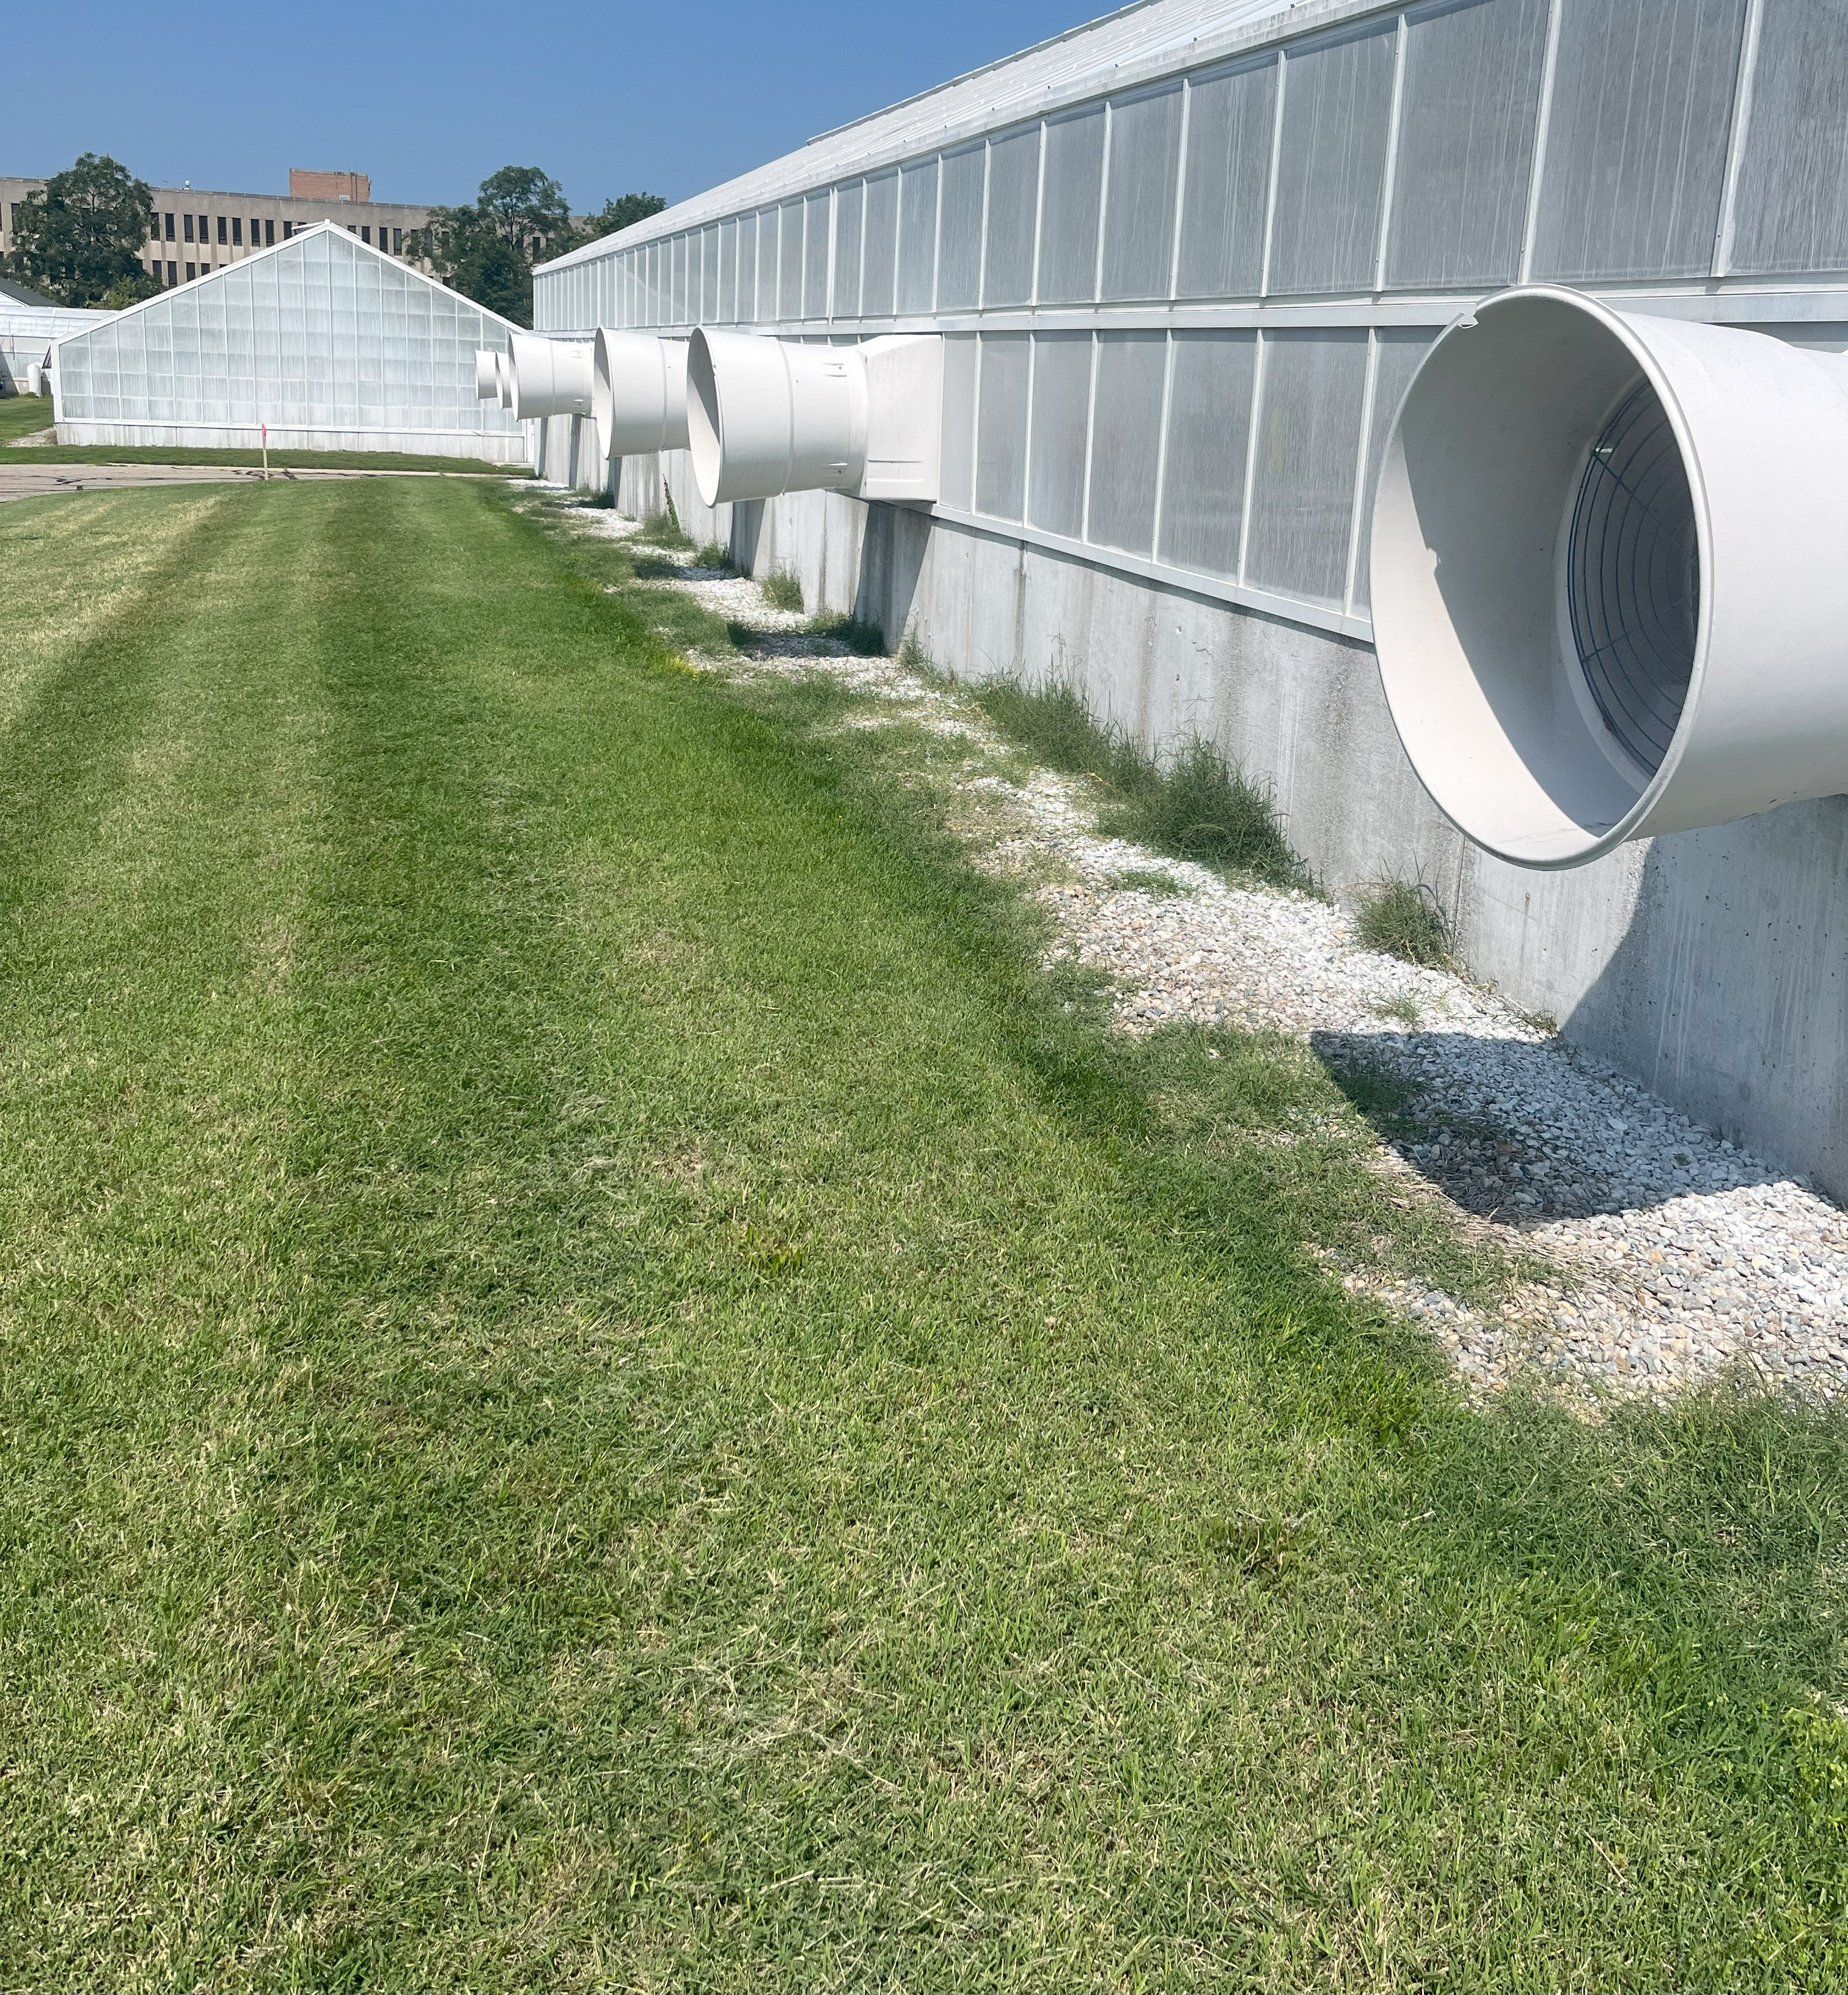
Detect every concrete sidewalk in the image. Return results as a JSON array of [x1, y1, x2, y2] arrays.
[[0, 463, 512, 502]]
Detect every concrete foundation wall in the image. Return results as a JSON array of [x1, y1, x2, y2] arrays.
[[614, 444, 1848, 1200], [56, 419, 532, 463]]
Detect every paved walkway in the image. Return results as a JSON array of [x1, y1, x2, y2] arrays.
[[0, 464, 507, 503]]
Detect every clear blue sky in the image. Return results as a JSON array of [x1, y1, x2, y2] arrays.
[[9, 1, 1110, 211]]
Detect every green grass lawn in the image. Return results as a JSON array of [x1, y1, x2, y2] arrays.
[[0, 392, 526, 474], [2, 478, 1846, 1988]]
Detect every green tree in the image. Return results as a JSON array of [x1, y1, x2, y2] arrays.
[[575, 191, 667, 246], [4, 153, 158, 307], [408, 166, 576, 328]]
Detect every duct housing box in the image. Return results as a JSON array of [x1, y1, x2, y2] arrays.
[[687, 330, 942, 507], [1370, 286, 1848, 869], [474, 348, 499, 401], [593, 331, 689, 458], [506, 331, 593, 422]]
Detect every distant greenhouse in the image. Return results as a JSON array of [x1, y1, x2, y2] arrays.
[[1, 303, 112, 397], [51, 222, 527, 461]]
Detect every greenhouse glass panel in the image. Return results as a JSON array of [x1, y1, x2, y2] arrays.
[[940, 332, 978, 510], [779, 200, 804, 318], [1101, 84, 1182, 302], [1385, 0, 1549, 290], [739, 213, 761, 322], [898, 159, 939, 314], [1245, 331, 1369, 606], [834, 182, 864, 318], [1158, 331, 1256, 577], [718, 218, 737, 322], [938, 145, 985, 310], [805, 191, 831, 317], [1531, 0, 1747, 281], [1038, 104, 1106, 304], [702, 225, 721, 322], [864, 172, 899, 316], [984, 125, 1042, 307], [1267, 22, 1397, 296], [1351, 328, 1436, 610], [1728, 0, 1848, 275], [1176, 58, 1277, 299], [1088, 331, 1166, 556], [975, 332, 1030, 520], [1027, 331, 1092, 537]]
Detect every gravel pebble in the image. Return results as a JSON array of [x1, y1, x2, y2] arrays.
[[570, 510, 1848, 1406]]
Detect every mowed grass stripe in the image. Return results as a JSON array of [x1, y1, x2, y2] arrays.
[[0, 477, 1844, 1988]]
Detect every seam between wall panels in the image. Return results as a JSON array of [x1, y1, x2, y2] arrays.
[[1079, 331, 1101, 542], [1020, 332, 1039, 528], [1712, 0, 1766, 279], [977, 140, 994, 309], [1237, 329, 1269, 583], [1259, 50, 1288, 298], [1093, 101, 1113, 306], [1031, 121, 1050, 307], [1168, 76, 1192, 301], [932, 501, 1373, 642], [1343, 328, 1382, 615], [1148, 329, 1178, 560], [1374, 13, 1409, 293], [1518, 0, 1564, 284]]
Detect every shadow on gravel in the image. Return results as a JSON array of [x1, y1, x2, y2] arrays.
[[1311, 1027, 1788, 1229]]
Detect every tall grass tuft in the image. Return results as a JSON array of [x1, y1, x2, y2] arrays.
[[1353, 876, 1455, 968], [761, 566, 805, 612], [974, 677, 1315, 893]]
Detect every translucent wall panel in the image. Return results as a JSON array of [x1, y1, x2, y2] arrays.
[[1087, 331, 1166, 556], [985, 124, 1041, 307], [1351, 329, 1435, 610], [834, 182, 864, 317], [1245, 331, 1369, 606], [938, 145, 985, 310], [940, 332, 978, 510], [864, 172, 898, 317], [1038, 105, 1106, 303], [1027, 332, 1092, 537], [702, 226, 721, 322], [718, 218, 737, 323], [1268, 23, 1398, 295], [738, 215, 760, 323], [898, 158, 939, 313], [1158, 331, 1256, 578], [1531, 0, 1747, 282], [1102, 85, 1182, 301], [805, 190, 831, 317], [1385, 0, 1549, 289], [1729, 0, 1848, 275], [1176, 59, 1277, 299], [779, 200, 804, 319], [975, 332, 1030, 520]]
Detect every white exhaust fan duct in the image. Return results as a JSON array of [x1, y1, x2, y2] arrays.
[[505, 331, 594, 422], [474, 348, 499, 400], [1370, 285, 1848, 869], [687, 330, 942, 507], [592, 330, 689, 458], [495, 351, 512, 410]]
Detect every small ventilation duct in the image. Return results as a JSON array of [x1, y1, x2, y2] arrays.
[[494, 351, 512, 410], [593, 331, 689, 457], [687, 331, 942, 507], [505, 331, 594, 422], [474, 348, 499, 401], [1369, 286, 1848, 869]]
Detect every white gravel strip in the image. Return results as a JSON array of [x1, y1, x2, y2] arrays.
[[566, 507, 1848, 1405]]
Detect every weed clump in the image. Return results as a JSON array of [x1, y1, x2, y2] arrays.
[[1353, 877, 1455, 969], [810, 611, 886, 656], [974, 677, 1313, 893], [692, 539, 734, 571], [636, 509, 692, 550], [761, 566, 804, 612]]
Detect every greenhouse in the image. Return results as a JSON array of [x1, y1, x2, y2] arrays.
[[1, 302, 112, 396], [51, 222, 527, 461], [532, 0, 1848, 1194]]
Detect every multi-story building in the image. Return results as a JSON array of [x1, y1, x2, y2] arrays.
[[0, 171, 433, 288]]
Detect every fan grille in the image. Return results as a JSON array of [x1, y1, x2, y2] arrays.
[[1565, 378, 1700, 777]]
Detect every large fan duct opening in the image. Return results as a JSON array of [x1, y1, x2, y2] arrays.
[[1565, 378, 1699, 781], [1370, 287, 1848, 869]]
